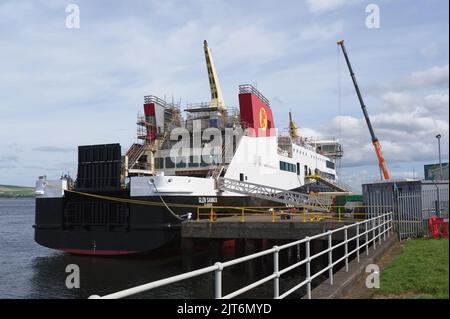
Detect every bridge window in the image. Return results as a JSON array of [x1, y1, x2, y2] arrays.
[[280, 161, 296, 173], [326, 160, 335, 169], [176, 157, 187, 168], [200, 156, 210, 167], [154, 158, 164, 169], [165, 157, 175, 169], [188, 156, 199, 168]]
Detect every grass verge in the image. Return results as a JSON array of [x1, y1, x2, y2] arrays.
[[376, 238, 449, 299]]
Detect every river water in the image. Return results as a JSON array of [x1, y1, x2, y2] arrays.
[[0, 198, 307, 299]]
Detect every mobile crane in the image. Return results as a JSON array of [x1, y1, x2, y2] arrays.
[[337, 40, 391, 180]]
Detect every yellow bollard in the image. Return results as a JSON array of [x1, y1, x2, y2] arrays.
[[338, 207, 341, 222], [210, 207, 214, 223], [196, 207, 200, 222], [241, 208, 245, 223], [303, 209, 307, 222]]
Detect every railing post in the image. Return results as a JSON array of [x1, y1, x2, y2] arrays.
[[379, 215, 382, 246], [356, 223, 360, 263], [328, 231, 333, 285], [241, 208, 245, 223], [388, 212, 391, 238], [338, 207, 341, 222], [365, 220, 369, 256], [214, 262, 223, 299], [383, 213, 387, 241], [344, 226, 348, 272], [272, 209, 275, 223], [273, 246, 280, 298], [306, 238, 311, 299], [372, 217, 376, 250]]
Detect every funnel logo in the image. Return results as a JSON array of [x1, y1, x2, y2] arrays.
[[259, 107, 268, 130]]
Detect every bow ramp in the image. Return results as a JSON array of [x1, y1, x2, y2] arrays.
[[217, 178, 309, 206]]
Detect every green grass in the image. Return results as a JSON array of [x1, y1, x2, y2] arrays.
[[0, 184, 35, 197], [377, 238, 449, 299]]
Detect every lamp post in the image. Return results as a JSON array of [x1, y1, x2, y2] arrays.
[[436, 134, 442, 180]]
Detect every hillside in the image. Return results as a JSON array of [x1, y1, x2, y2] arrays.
[[0, 185, 35, 198]]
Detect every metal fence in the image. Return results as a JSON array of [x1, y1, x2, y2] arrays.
[[89, 212, 392, 299], [363, 180, 448, 240]]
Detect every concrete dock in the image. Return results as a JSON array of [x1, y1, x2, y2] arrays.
[[182, 216, 363, 241]]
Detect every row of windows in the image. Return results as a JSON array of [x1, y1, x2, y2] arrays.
[[293, 147, 328, 164], [154, 156, 220, 170], [279, 162, 330, 179], [280, 161, 297, 173]]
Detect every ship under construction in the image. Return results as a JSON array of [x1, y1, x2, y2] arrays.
[[34, 41, 346, 255]]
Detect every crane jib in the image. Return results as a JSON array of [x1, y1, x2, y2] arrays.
[[337, 40, 390, 180]]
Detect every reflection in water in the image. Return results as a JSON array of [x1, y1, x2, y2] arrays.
[[28, 240, 310, 299], [2, 199, 326, 299]]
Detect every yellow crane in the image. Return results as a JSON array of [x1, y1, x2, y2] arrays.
[[203, 40, 226, 110], [288, 111, 299, 140]]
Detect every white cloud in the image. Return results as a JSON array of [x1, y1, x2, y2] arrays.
[[303, 64, 450, 169], [306, 0, 360, 13], [297, 21, 344, 42], [0, 0, 448, 187], [406, 64, 449, 88], [380, 91, 449, 116], [420, 43, 440, 58]]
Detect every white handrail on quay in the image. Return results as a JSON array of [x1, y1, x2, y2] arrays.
[[89, 212, 393, 299]]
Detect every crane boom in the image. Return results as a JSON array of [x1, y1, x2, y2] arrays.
[[204, 40, 226, 110], [288, 111, 299, 139], [337, 40, 391, 180]]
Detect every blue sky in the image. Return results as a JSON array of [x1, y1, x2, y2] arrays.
[[0, 0, 448, 190]]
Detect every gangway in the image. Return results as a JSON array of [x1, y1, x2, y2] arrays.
[[217, 178, 309, 206], [305, 174, 349, 192]]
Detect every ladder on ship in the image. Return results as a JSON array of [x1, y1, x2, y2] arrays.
[[208, 142, 228, 179], [217, 178, 309, 206], [127, 143, 146, 170]]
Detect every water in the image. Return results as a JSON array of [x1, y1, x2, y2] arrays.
[[0, 198, 307, 299]]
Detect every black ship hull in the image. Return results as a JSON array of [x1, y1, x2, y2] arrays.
[[34, 191, 280, 256]]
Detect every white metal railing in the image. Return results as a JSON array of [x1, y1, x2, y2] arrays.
[[144, 95, 167, 106], [89, 212, 393, 299], [217, 178, 310, 207]]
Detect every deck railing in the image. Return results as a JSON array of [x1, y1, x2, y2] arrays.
[[89, 212, 393, 299], [238, 84, 270, 106]]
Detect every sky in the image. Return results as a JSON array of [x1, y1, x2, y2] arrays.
[[0, 0, 448, 191]]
